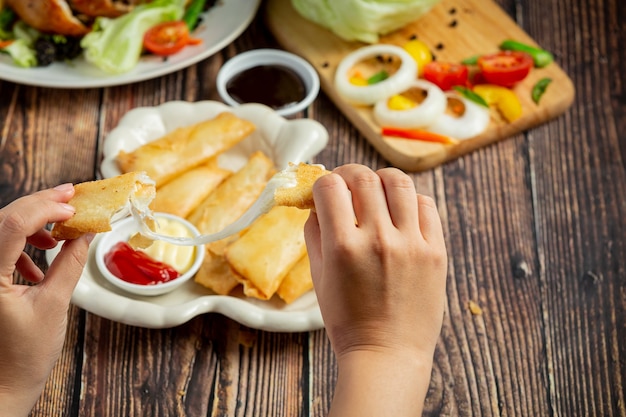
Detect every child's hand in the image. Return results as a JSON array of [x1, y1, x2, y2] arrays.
[[304, 164, 447, 417], [0, 184, 92, 417]]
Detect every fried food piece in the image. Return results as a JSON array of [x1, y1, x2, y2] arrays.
[[225, 206, 310, 300], [116, 112, 256, 186], [276, 254, 313, 304], [6, 0, 90, 36], [150, 159, 231, 218], [194, 237, 241, 295], [274, 163, 331, 210], [188, 151, 276, 231], [191, 151, 276, 295], [51, 171, 155, 240]]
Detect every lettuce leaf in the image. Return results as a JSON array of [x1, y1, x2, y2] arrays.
[[291, 0, 441, 43], [1, 39, 37, 67], [81, 0, 185, 74]]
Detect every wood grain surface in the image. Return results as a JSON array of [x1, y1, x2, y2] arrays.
[[265, 0, 576, 172], [0, 0, 624, 416]]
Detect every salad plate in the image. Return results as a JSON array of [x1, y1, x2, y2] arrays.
[[46, 100, 328, 331], [0, 0, 261, 89]]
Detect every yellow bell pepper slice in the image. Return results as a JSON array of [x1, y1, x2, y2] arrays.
[[473, 84, 522, 122], [387, 94, 417, 110], [403, 39, 432, 77]]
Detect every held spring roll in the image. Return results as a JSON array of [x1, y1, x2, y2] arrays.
[[51, 171, 156, 240]]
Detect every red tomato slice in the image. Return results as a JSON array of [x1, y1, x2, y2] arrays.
[[423, 62, 469, 91], [143, 21, 191, 56], [477, 51, 534, 87]]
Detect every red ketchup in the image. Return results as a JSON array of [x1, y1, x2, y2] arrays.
[[104, 242, 180, 285]]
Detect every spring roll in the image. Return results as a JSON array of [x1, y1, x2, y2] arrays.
[[150, 159, 231, 218], [274, 163, 331, 210], [192, 151, 276, 294], [188, 151, 276, 231], [225, 206, 310, 300], [116, 112, 255, 186], [277, 254, 313, 304], [51, 171, 155, 240]]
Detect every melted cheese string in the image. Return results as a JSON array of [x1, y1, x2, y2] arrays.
[[131, 166, 302, 247]]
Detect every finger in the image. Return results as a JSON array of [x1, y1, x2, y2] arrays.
[[310, 172, 356, 239], [334, 164, 390, 228], [0, 187, 75, 276], [303, 212, 323, 283], [39, 233, 93, 303], [417, 194, 445, 247], [15, 252, 45, 283], [27, 228, 59, 250], [377, 168, 419, 231]]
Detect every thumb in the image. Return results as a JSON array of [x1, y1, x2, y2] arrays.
[[39, 234, 94, 304]]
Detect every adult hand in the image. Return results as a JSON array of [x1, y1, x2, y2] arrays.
[[0, 184, 92, 417], [304, 164, 448, 417]]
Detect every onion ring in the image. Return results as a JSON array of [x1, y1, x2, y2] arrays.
[[334, 44, 418, 105], [373, 80, 447, 128], [426, 93, 491, 140]]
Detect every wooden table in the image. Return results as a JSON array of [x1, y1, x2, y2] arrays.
[[1, 0, 624, 415]]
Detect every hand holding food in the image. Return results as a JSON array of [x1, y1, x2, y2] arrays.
[[303, 165, 448, 416], [51, 171, 156, 240], [0, 185, 92, 417]]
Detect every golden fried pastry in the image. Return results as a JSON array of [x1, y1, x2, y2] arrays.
[[225, 206, 310, 300], [274, 163, 331, 210], [188, 151, 276, 231], [191, 151, 276, 295], [116, 112, 255, 186], [150, 159, 231, 218], [277, 254, 313, 304], [51, 171, 155, 240]]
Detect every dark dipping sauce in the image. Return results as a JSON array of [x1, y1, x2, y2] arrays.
[[226, 65, 306, 111]]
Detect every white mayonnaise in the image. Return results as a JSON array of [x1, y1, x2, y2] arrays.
[[140, 217, 196, 273]]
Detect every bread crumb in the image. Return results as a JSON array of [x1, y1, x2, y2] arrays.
[[468, 300, 483, 315]]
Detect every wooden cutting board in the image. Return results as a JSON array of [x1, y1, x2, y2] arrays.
[[264, 0, 575, 171]]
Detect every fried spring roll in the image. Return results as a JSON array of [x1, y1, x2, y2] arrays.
[[117, 112, 255, 186], [277, 254, 313, 304], [274, 163, 331, 210], [191, 151, 276, 294], [188, 151, 276, 232], [51, 171, 155, 240], [150, 160, 231, 218], [225, 206, 310, 300]]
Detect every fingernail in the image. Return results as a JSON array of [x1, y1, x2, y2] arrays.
[[59, 203, 75, 213], [54, 183, 73, 192], [84, 233, 96, 244]]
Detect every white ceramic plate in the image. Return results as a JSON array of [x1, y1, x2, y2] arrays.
[[46, 100, 329, 331], [0, 0, 260, 89]]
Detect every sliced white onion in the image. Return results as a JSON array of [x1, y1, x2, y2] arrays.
[[426, 93, 490, 140], [373, 79, 446, 128], [334, 44, 417, 105]]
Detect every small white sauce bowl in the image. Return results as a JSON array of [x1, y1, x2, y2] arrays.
[[216, 48, 320, 117], [95, 213, 205, 297]]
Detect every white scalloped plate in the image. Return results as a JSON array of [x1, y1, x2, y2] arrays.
[[46, 100, 328, 331], [0, 0, 260, 88]]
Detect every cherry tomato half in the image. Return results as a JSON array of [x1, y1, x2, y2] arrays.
[[143, 21, 191, 56], [477, 51, 534, 87], [423, 62, 469, 91]]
